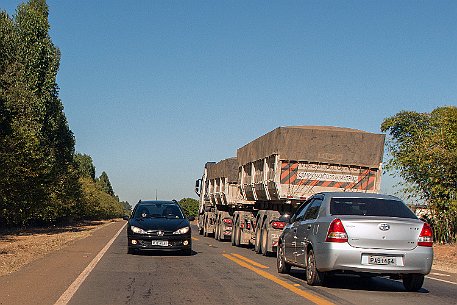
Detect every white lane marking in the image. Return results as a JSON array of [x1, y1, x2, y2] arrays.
[[426, 276, 457, 285], [430, 272, 451, 277], [54, 222, 127, 305]]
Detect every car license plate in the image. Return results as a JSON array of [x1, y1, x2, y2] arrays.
[[151, 240, 168, 246], [368, 255, 396, 265]]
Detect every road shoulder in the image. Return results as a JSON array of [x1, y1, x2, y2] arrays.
[[0, 220, 126, 305]]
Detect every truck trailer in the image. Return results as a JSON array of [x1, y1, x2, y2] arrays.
[[195, 126, 385, 255]]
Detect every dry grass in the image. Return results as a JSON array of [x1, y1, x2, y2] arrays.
[[432, 243, 457, 273], [0, 220, 116, 277]]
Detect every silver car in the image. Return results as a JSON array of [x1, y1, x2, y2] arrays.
[[277, 192, 433, 291]]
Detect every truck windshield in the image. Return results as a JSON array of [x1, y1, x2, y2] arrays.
[[330, 198, 417, 219]]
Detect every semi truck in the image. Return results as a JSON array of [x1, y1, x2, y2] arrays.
[[195, 126, 385, 255]]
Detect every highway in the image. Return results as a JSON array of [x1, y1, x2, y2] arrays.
[[64, 223, 456, 305]]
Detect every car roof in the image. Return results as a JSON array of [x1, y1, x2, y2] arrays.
[[137, 200, 179, 205], [316, 192, 401, 200]]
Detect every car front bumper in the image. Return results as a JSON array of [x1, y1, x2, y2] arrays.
[[128, 233, 192, 251]]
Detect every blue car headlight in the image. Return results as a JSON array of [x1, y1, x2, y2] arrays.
[[173, 226, 190, 235], [131, 225, 147, 234]]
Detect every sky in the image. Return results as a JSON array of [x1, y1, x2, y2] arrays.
[[2, 0, 456, 205]]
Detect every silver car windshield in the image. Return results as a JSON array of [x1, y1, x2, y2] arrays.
[[330, 198, 417, 219]]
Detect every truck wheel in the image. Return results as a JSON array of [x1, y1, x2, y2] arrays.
[[198, 226, 203, 235], [261, 226, 270, 256], [402, 274, 424, 292], [231, 216, 237, 246], [306, 249, 325, 286], [234, 219, 241, 246], [277, 242, 291, 274], [203, 219, 208, 237], [254, 226, 261, 253], [215, 218, 220, 241]]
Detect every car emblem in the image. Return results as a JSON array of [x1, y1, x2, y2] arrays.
[[378, 223, 390, 231], [157, 231, 164, 236]]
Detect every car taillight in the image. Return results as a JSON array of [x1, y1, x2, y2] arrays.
[[418, 222, 433, 247], [326, 218, 348, 243], [271, 221, 285, 229], [223, 218, 233, 225]]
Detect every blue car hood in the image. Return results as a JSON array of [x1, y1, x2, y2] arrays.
[[129, 217, 189, 232]]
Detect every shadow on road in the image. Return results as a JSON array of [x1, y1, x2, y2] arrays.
[[287, 269, 430, 293]]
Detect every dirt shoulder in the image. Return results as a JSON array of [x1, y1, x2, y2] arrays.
[[432, 243, 457, 273], [0, 219, 119, 277], [0, 222, 456, 276]]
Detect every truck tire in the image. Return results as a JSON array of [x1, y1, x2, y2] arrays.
[[231, 216, 237, 246], [261, 225, 272, 256], [234, 218, 241, 246], [402, 274, 424, 292], [277, 242, 291, 274], [254, 221, 262, 253], [215, 217, 220, 241], [306, 249, 325, 286]]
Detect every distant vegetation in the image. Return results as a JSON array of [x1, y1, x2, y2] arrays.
[[179, 198, 199, 218], [0, 0, 130, 227], [382, 106, 457, 243]]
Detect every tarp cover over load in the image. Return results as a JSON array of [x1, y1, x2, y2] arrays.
[[237, 126, 385, 169], [207, 157, 238, 182]]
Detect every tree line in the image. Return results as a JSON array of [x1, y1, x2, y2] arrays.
[[382, 106, 457, 243], [0, 0, 130, 227]]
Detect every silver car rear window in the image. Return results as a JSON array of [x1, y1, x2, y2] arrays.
[[330, 198, 417, 219]]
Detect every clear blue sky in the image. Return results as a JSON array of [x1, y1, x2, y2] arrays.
[[2, 1, 456, 205]]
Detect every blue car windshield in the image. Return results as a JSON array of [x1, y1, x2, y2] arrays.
[[134, 204, 184, 219], [330, 198, 417, 219]]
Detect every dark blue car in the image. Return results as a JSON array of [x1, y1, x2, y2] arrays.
[[126, 200, 194, 255]]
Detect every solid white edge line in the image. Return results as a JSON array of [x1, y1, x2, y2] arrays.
[[426, 276, 457, 285], [54, 222, 127, 305], [430, 272, 451, 277]]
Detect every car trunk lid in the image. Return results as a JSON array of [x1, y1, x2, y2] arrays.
[[341, 217, 423, 250]]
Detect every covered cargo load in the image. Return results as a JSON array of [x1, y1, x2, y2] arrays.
[[237, 126, 385, 201], [206, 157, 244, 206]]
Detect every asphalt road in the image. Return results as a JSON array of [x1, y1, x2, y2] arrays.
[[69, 223, 457, 305], [1, 221, 456, 305]]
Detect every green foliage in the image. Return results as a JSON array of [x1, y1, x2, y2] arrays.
[[0, 1, 123, 226], [96, 171, 114, 196], [74, 153, 96, 180], [381, 106, 457, 243], [78, 178, 124, 220], [178, 198, 199, 218], [0, 0, 80, 226]]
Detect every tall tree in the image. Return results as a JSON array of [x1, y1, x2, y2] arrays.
[[74, 153, 96, 180], [97, 171, 115, 197], [0, 0, 80, 226], [381, 106, 457, 243]]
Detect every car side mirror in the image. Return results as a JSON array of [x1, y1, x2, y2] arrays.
[[188, 216, 195, 221]]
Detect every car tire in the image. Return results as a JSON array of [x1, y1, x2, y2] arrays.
[[127, 247, 135, 255], [402, 274, 424, 292], [182, 248, 192, 256], [306, 249, 325, 286], [277, 242, 291, 274]]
